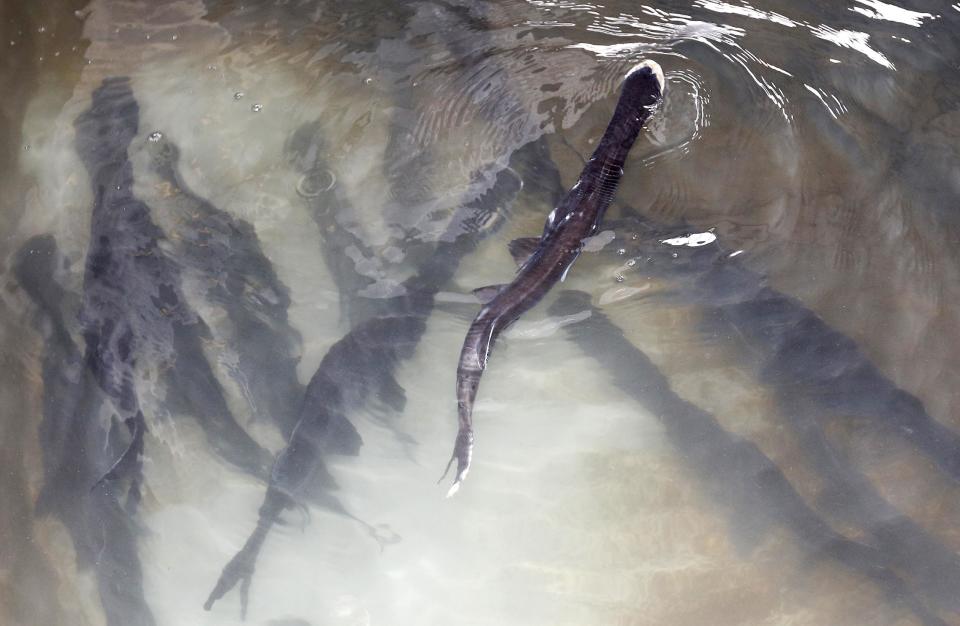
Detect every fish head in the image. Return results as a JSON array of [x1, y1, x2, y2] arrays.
[[143, 135, 181, 180], [74, 77, 140, 175], [623, 59, 665, 109]]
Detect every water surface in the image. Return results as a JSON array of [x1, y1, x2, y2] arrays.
[[2, 1, 960, 625]]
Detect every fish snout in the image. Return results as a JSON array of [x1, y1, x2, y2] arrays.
[[624, 59, 665, 106]]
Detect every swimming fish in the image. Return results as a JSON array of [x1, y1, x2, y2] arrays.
[[203, 152, 524, 617], [146, 137, 326, 442], [551, 290, 950, 626], [597, 212, 960, 616], [74, 77, 273, 482], [442, 60, 665, 495], [14, 235, 157, 626]]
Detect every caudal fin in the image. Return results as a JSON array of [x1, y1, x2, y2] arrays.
[[439, 427, 473, 497]]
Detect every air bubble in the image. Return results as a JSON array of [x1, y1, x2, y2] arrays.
[[251, 103, 263, 112], [671, 252, 678, 258], [614, 273, 625, 283], [626, 259, 636, 267], [233, 91, 244, 100], [148, 131, 163, 142], [296, 170, 336, 197], [364, 77, 373, 85], [616, 248, 626, 256]]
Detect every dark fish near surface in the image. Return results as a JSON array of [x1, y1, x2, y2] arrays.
[[551, 290, 950, 626], [74, 77, 273, 481], [443, 60, 665, 495], [600, 213, 960, 616], [204, 151, 524, 617], [14, 235, 156, 626]]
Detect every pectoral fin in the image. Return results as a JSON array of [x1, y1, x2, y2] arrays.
[[507, 237, 541, 267], [472, 284, 508, 304]]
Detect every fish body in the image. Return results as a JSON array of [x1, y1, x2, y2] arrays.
[[445, 60, 665, 494], [147, 138, 309, 440], [204, 152, 525, 616], [15, 235, 157, 626], [550, 290, 949, 626], [75, 78, 273, 481], [600, 213, 960, 615]]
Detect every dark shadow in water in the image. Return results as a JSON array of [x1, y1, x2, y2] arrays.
[[552, 290, 948, 626], [73, 77, 273, 483], [14, 76, 302, 626], [14, 234, 155, 626], [204, 138, 528, 616], [0, 6, 88, 623], [286, 122, 380, 326], [145, 139, 317, 443], [596, 209, 960, 619]]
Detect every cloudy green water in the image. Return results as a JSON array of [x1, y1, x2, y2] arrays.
[[2, 1, 960, 625]]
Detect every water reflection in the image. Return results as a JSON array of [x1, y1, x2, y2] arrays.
[[2, 0, 960, 625]]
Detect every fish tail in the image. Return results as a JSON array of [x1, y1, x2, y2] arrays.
[[439, 426, 473, 497], [204, 488, 289, 615]]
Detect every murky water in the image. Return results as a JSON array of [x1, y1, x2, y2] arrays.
[[2, 1, 960, 625]]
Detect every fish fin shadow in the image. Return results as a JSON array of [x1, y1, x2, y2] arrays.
[[91, 411, 146, 490], [322, 413, 364, 457], [508, 238, 540, 268]]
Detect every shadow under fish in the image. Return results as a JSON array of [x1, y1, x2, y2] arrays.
[[14, 235, 155, 626], [74, 77, 273, 483], [551, 290, 950, 626], [204, 141, 526, 617], [595, 212, 960, 617]]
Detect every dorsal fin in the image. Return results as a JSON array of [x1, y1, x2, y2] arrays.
[[508, 237, 541, 267], [472, 284, 508, 304]]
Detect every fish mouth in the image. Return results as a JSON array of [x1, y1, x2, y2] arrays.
[[626, 59, 665, 95]]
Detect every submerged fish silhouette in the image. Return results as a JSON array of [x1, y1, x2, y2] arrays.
[[203, 146, 525, 618], [442, 60, 665, 495], [593, 212, 960, 617], [551, 290, 950, 626], [15, 235, 156, 626]]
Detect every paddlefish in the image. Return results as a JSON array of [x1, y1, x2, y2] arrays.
[[203, 154, 524, 617], [442, 60, 665, 495], [551, 290, 950, 626], [14, 235, 156, 626], [594, 213, 960, 616], [74, 77, 273, 482]]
